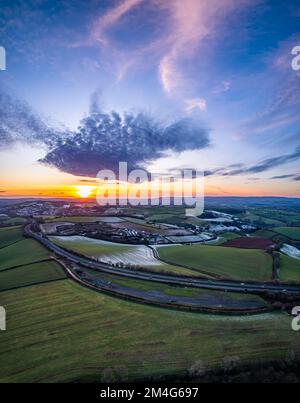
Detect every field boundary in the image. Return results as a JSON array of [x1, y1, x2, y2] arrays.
[[0, 258, 54, 273]]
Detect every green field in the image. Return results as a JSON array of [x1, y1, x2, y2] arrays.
[[209, 232, 241, 245], [157, 244, 272, 281], [0, 238, 50, 271], [239, 208, 300, 227], [0, 261, 66, 291], [241, 212, 284, 226], [0, 227, 23, 249], [273, 227, 300, 240], [0, 280, 298, 382], [0, 217, 27, 226], [278, 254, 300, 283], [252, 230, 276, 239]]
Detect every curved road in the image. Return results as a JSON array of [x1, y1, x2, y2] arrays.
[[24, 224, 300, 296]]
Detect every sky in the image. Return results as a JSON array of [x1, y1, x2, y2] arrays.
[[0, 0, 299, 199]]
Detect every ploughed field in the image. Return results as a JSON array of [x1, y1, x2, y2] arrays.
[[156, 244, 273, 281], [223, 237, 274, 250]]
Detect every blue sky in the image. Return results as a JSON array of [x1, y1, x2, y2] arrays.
[[0, 0, 299, 197]]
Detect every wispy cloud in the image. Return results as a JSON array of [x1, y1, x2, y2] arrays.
[[87, 0, 251, 101], [184, 98, 207, 113], [270, 174, 295, 180], [91, 0, 144, 45], [157, 0, 236, 95], [204, 146, 300, 178]]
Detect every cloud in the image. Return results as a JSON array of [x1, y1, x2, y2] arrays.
[[157, 0, 242, 95], [212, 80, 231, 95], [92, 0, 144, 45], [0, 88, 210, 178], [270, 174, 295, 180], [205, 147, 300, 178], [87, 0, 250, 99], [244, 146, 300, 174], [184, 98, 207, 113], [40, 111, 210, 177], [0, 90, 65, 150]]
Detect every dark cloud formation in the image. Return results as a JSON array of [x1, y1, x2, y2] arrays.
[[244, 146, 300, 174], [0, 91, 65, 150], [40, 112, 210, 177], [206, 146, 300, 178], [0, 89, 210, 177], [270, 174, 295, 180]]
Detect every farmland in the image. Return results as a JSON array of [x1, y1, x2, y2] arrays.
[[278, 254, 300, 283], [273, 227, 300, 241], [157, 244, 273, 281], [0, 280, 298, 383], [0, 226, 23, 249], [1, 201, 300, 383], [0, 238, 50, 271], [223, 237, 274, 250], [0, 261, 66, 291], [0, 227, 66, 291]]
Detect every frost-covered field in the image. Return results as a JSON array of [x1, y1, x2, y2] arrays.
[[280, 243, 300, 260], [51, 236, 162, 266]]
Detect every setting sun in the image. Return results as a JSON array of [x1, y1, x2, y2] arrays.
[[75, 185, 95, 198]]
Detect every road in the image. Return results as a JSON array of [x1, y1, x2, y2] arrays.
[[24, 224, 300, 296]]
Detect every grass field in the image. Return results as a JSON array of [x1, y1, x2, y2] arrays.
[[209, 232, 240, 245], [252, 230, 276, 239], [0, 280, 298, 382], [241, 213, 285, 226], [0, 227, 23, 249], [273, 227, 300, 240], [278, 254, 300, 283], [50, 236, 200, 277], [243, 209, 300, 227], [0, 261, 66, 291], [0, 217, 27, 226], [0, 238, 50, 271], [157, 244, 272, 281]]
